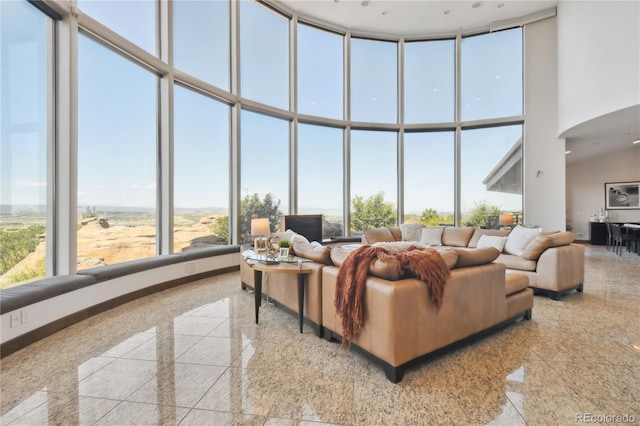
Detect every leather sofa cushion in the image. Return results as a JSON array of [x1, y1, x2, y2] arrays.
[[364, 227, 396, 243], [439, 249, 459, 269], [505, 273, 530, 296], [369, 257, 403, 281], [442, 227, 475, 247], [389, 227, 403, 241], [521, 231, 575, 260], [496, 254, 537, 271], [467, 229, 510, 248], [293, 241, 333, 265], [453, 247, 500, 268]]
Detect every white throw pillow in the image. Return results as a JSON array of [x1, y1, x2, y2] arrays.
[[504, 225, 542, 256], [477, 234, 508, 252], [420, 227, 443, 246], [399, 223, 425, 242]]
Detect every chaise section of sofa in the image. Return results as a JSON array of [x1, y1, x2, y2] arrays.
[[321, 246, 533, 382]]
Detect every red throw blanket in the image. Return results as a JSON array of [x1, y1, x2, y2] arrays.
[[334, 245, 451, 345]]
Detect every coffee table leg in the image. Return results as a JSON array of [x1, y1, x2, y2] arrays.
[[254, 269, 262, 324], [297, 273, 305, 333]]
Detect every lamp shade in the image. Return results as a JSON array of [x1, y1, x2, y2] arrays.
[[499, 214, 514, 226], [251, 218, 270, 236]]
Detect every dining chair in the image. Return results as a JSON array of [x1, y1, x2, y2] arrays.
[[605, 222, 613, 251], [610, 224, 635, 256]]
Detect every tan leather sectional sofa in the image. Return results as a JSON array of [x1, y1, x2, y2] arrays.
[[363, 224, 585, 300], [240, 231, 534, 382]]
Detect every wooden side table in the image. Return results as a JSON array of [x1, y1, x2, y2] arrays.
[[247, 260, 313, 333]]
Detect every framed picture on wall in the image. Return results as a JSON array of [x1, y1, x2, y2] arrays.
[[605, 181, 640, 210]]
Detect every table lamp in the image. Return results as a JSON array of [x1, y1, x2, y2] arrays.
[[251, 218, 271, 252], [499, 214, 514, 230]]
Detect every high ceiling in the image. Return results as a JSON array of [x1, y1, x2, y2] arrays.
[[275, 0, 640, 163], [275, 0, 557, 38]]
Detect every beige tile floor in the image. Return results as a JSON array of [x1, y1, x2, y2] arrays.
[[1, 245, 638, 425]]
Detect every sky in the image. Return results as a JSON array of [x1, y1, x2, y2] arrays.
[[2, 0, 523, 220]]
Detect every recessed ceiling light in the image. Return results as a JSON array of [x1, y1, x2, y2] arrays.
[[361, 0, 370, 6], [497, 3, 505, 8], [381, 10, 388, 15], [472, 2, 483, 9], [565, 150, 572, 154], [443, 10, 450, 15]]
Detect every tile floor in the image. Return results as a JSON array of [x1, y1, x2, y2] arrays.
[[1, 245, 638, 425]]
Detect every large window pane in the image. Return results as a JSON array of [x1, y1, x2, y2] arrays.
[[240, 1, 288, 109], [404, 132, 454, 226], [461, 125, 523, 228], [350, 131, 397, 233], [0, 0, 49, 287], [77, 0, 156, 55], [351, 38, 397, 123], [174, 0, 229, 90], [78, 35, 158, 268], [461, 28, 523, 121], [404, 40, 455, 124], [298, 124, 343, 238], [174, 86, 229, 248], [240, 110, 288, 243], [297, 24, 343, 119]]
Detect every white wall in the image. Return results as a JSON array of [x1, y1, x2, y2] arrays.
[[524, 16, 566, 231], [557, 1, 640, 135], [567, 147, 640, 241]]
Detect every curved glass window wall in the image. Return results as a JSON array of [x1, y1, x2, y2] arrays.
[[1, 0, 524, 288]]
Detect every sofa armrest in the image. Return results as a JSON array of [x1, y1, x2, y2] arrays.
[[535, 244, 585, 292]]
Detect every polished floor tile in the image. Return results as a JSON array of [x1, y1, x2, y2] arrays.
[[1, 245, 639, 425]]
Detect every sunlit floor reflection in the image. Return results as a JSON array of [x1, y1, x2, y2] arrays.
[[1, 245, 638, 425]]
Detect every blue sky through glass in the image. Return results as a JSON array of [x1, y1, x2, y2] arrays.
[[4, 0, 524, 223], [1, 0, 48, 210], [77, 34, 157, 210]]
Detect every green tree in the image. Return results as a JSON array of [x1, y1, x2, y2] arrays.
[[418, 208, 441, 227], [212, 215, 229, 244], [81, 205, 96, 220], [465, 201, 502, 229], [0, 225, 45, 275], [351, 192, 397, 232], [211, 193, 283, 244]]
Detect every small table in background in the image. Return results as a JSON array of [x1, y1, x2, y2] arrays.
[[244, 257, 313, 333]]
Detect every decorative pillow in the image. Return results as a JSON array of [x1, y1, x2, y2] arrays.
[[330, 246, 350, 266], [420, 227, 444, 246], [453, 247, 500, 268], [399, 223, 424, 242], [521, 231, 575, 260], [292, 241, 332, 265], [504, 225, 542, 256], [467, 229, 511, 248], [372, 241, 431, 252], [363, 227, 396, 244], [287, 229, 310, 244], [271, 229, 310, 255], [477, 235, 508, 252], [442, 227, 475, 247]]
